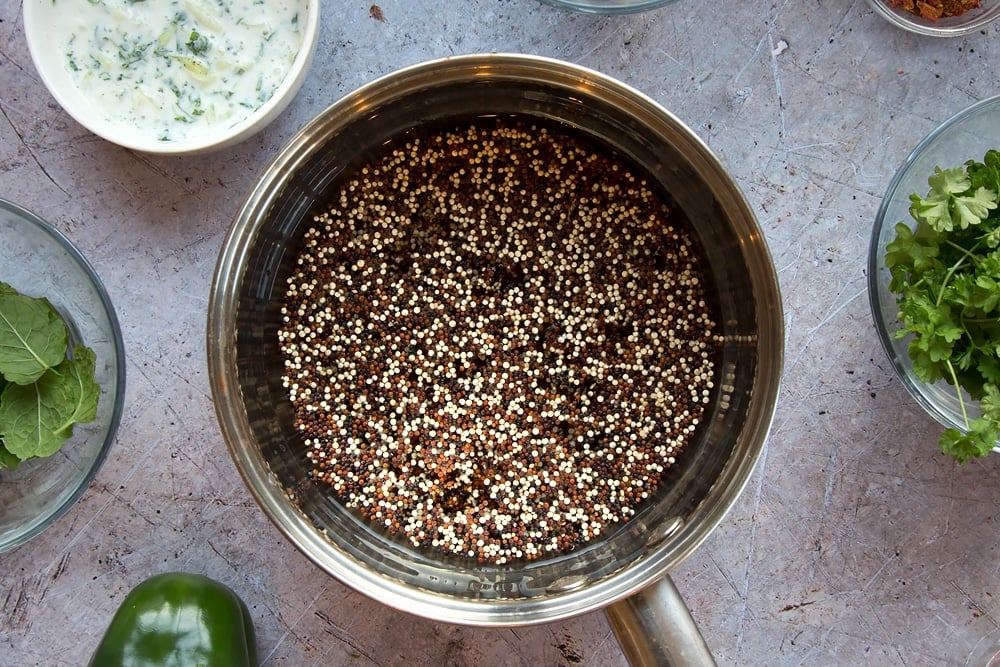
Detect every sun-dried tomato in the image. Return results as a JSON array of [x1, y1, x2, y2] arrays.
[[889, 0, 981, 19]]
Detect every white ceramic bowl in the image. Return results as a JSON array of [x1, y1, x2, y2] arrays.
[[866, 0, 1000, 36], [868, 95, 1000, 452], [22, 0, 319, 155]]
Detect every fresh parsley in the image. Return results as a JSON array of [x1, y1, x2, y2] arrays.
[[186, 31, 210, 56], [885, 149, 1000, 462], [0, 282, 100, 469]]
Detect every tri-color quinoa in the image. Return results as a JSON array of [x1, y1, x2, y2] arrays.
[[278, 116, 721, 564]]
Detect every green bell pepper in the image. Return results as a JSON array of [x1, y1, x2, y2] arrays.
[[88, 572, 258, 667]]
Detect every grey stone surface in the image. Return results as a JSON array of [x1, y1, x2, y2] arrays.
[[3, 1, 1000, 665]]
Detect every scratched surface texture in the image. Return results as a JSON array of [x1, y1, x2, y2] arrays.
[[3, 0, 1000, 665]]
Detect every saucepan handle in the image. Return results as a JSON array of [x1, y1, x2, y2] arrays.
[[605, 575, 717, 667]]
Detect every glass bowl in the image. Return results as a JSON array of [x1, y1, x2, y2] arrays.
[[22, 0, 319, 155], [0, 200, 126, 551], [537, 0, 679, 13], [868, 95, 1000, 452], [866, 0, 1000, 36]]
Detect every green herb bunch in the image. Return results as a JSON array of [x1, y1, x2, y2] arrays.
[[0, 282, 100, 469], [885, 149, 1000, 463]]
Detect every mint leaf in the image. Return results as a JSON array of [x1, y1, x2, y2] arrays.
[[0, 285, 69, 385], [0, 347, 99, 459], [56, 344, 100, 431], [0, 283, 102, 465], [0, 445, 20, 470]]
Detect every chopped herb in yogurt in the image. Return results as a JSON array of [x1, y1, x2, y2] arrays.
[[54, 0, 305, 143]]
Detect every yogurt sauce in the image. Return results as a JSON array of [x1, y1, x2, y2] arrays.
[[57, 0, 305, 143]]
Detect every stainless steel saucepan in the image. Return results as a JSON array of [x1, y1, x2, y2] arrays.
[[207, 54, 783, 666]]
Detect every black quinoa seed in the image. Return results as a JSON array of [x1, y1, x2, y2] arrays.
[[278, 116, 721, 565]]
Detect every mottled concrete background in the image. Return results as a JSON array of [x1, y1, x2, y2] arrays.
[[3, 1, 1000, 665]]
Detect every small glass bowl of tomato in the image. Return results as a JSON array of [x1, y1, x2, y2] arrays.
[[867, 0, 1000, 36]]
